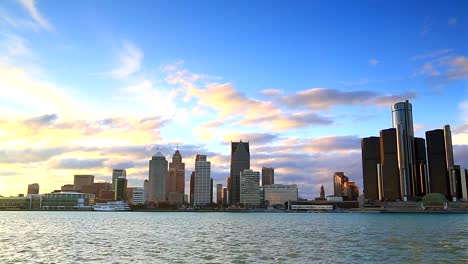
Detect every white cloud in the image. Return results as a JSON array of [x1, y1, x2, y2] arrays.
[[369, 58, 379, 66], [109, 41, 143, 78], [18, 0, 52, 31]]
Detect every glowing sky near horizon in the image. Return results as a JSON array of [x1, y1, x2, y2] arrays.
[[0, 0, 468, 198]]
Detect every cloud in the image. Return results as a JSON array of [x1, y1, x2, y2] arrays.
[[369, 58, 379, 66], [418, 54, 468, 84], [221, 132, 279, 145], [0, 33, 31, 58], [18, 0, 52, 31], [51, 158, 106, 169], [238, 112, 333, 131], [449, 17, 457, 26], [412, 49, 452, 61], [261, 89, 282, 96], [279, 88, 416, 110], [0, 147, 70, 163], [109, 41, 143, 78], [23, 114, 58, 126]]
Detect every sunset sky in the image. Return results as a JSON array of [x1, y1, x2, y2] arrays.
[[0, 0, 467, 198]]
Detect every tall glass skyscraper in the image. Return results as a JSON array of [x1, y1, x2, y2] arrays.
[[148, 152, 168, 203], [230, 141, 250, 205], [392, 100, 415, 201]]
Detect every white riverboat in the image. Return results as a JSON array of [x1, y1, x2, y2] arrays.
[[94, 201, 131, 211]]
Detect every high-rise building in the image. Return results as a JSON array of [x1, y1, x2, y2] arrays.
[[190, 171, 195, 206], [263, 184, 298, 206], [361, 137, 381, 200], [74, 175, 94, 192], [226, 176, 231, 205], [112, 169, 126, 191], [222, 187, 228, 205], [210, 178, 213, 204], [230, 141, 250, 205], [262, 167, 274, 186], [167, 150, 185, 205], [343, 182, 359, 201], [444, 125, 456, 199], [240, 169, 260, 207], [194, 154, 211, 206], [426, 129, 451, 198], [115, 177, 128, 201], [27, 183, 39, 195], [216, 184, 223, 205], [414, 137, 428, 196], [143, 180, 149, 202], [392, 100, 415, 201], [380, 128, 400, 201], [333, 172, 348, 197], [148, 152, 168, 203]]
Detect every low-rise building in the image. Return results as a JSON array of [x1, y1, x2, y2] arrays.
[[263, 184, 298, 206]]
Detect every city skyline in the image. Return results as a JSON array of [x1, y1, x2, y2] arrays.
[[1, 1, 468, 199]]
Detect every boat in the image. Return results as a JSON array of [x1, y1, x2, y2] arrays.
[[94, 201, 131, 211]]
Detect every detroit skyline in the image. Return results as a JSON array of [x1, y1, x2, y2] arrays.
[[1, 1, 468, 199]]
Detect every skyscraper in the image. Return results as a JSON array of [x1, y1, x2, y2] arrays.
[[194, 154, 211, 206], [226, 176, 231, 204], [27, 183, 39, 195], [167, 150, 185, 205], [112, 169, 126, 191], [426, 129, 450, 198], [414, 137, 428, 196], [210, 178, 213, 204], [230, 141, 250, 205], [190, 171, 195, 206], [143, 179, 149, 202], [380, 128, 401, 200], [74, 175, 94, 192], [115, 176, 127, 201], [240, 169, 260, 207], [216, 184, 223, 205], [319, 185, 325, 200], [333, 172, 348, 197], [392, 100, 415, 201], [361, 137, 381, 200], [262, 167, 274, 186], [444, 125, 456, 199], [148, 152, 168, 203]]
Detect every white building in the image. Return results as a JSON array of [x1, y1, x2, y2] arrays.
[[263, 184, 298, 206], [194, 154, 211, 206], [240, 169, 261, 207], [132, 187, 146, 205]]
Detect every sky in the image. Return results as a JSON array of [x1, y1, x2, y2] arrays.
[[0, 0, 467, 199]]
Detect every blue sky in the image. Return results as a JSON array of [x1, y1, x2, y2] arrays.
[[0, 0, 467, 199]]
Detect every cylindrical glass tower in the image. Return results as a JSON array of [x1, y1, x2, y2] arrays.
[[392, 100, 415, 201]]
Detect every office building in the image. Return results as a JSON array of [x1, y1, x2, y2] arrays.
[[167, 150, 185, 205], [149, 152, 168, 203], [380, 128, 400, 201], [222, 187, 228, 205], [392, 100, 415, 200], [73, 175, 94, 192], [112, 169, 126, 191], [216, 184, 223, 205], [426, 129, 451, 198], [262, 167, 274, 186], [414, 137, 428, 196], [210, 178, 213, 204], [263, 184, 298, 206], [190, 171, 195, 206], [333, 172, 348, 197], [361, 137, 380, 200], [132, 187, 146, 205], [240, 169, 260, 207], [194, 154, 211, 206], [115, 177, 127, 201], [343, 182, 359, 201], [143, 180, 149, 202], [444, 125, 456, 199], [226, 176, 231, 205], [230, 141, 250, 205], [27, 183, 39, 195], [320, 185, 325, 200]]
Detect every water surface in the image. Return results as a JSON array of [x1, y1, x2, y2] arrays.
[[1, 212, 467, 263]]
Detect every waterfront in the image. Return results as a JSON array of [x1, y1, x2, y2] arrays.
[[1, 212, 467, 263]]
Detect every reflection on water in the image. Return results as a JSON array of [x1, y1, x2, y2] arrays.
[[0, 212, 467, 263]]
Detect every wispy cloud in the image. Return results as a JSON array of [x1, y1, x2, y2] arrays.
[[448, 17, 457, 26], [339, 79, 369, 86], [18, 0, 53, 31], [369, 58, 379, 66], [412, 49, 452, 60], [109, 41, 143, 78]]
